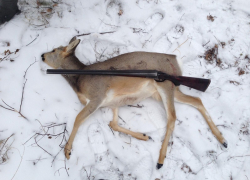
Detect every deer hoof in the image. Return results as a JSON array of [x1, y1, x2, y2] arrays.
[[148, 136, 154, 141], [156, 163, 163, 169], [223, 142, 228, 148], [64, 145, 72, 159]]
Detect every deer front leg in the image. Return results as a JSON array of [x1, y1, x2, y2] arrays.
[[109, 108, 151, 141], [65, 100, 101, 159], [156, 81, 176, 169]]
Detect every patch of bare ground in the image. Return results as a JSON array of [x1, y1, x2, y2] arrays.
[[203, 44, 222, 66], [207, 14, 216, 22], [0, 48, 19, 62], [201, 42, 250, 78], [181, 163, 196, 175]]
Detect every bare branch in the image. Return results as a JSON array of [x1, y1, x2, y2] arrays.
[[26, 34, 40, 46], [19, 79, 27, 115], [172, 38, 189, 53], [0, 61, 37, 120], [11, 146, 25, 180], [76, 31, 115, 37], [34, 137, 53, 156], [0, 133, 14, 154]]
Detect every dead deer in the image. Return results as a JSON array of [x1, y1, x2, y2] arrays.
[[41, 38, 227, 169]]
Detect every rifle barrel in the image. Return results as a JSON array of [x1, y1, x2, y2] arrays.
[[47, 69, 158, 78]]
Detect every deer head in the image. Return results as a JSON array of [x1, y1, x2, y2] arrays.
[[41, 38, 81, 69]]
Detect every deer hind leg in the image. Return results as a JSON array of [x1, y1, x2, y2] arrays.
[[155, 81, 176, 169], [109, 108, 151, 141], [174, 87, 227, 147], [65, 100, 101, 159]]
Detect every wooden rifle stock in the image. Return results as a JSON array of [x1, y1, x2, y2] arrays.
[[157, 72, 211, 92]]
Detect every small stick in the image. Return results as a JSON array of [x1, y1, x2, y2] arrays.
[[128, 104, 144, 108], [76, 31, 115, 37], [118, 115, 126, 123], [0, 133, 14, 154], [64, 158, 69, 176], [203, 40, 210, 47], [19, 79, 27, 116], [10, 146, 25, 180], [23, 61, 37, 79], [228, 154, 250, 161], [0, 103, 15, 111], [108, 125, 115, 135], [172, 38, 189, 53], [36, 119, 47, 134], [26, 34, 39, 46], [34, 137, 53, 156]]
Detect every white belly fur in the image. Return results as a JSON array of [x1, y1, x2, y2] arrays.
[[102, 81, 157, 108]]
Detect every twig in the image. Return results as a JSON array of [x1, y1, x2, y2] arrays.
[[128, 104, 144, 108], [51, 148, 63, 165], [24, 122, 68, 169], [19, 79, 27, 116], [53, 156, 69, 176], [76, 31, 115, 37], [0, 49, 19, 62], [26, 156, 48, 165], [228, 154, 250, 161], [203, 40, 210, 47], [2, 100, 15, 110], [23, 133, 37, 145], [23, 61, 37, 79], [99, 18, 120, 28], [76, 33, 91, 37], [0, 133, 14, 154], [100, 31, 116, 34], [0, 103, 15, 111], [11, 146, 25, 180], [142, 35, 152, 48], [26, 34, 39, 46], [197, 151, 226, 174], [64, 157, 69, 176], [118, 115, 126, 123], [36, 119, 47, 134], [108, 125, 115, 136], [34, 136, 53, 156], [179, 13, 185, 21], [213, 35, 221, 44], [172, 38, 189, 53], [82, 166, 92, 180], [54, 167, 65, 176], [0, 61, 37, 120]]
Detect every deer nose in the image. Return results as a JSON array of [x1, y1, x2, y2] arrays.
[[41, 54, 45, 61]]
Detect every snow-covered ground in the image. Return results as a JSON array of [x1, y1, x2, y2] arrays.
[[0, 0, 250, 179]]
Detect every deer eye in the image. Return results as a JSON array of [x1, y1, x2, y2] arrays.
[[52, 50, 55, 52]]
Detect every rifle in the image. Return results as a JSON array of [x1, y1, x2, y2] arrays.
[[47, 69, 211, 92]]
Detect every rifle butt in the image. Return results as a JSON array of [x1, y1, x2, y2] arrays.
[[175, 76, 211, 92]]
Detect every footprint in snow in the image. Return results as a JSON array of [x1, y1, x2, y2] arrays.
[[166, 25, 185, 42], [129, 12, 164, 35], [87, 123, 154, 180], [144, 12, 164, 33], [87, 123, 120, 179], [132, 155, 153, 180], [88, 123, 107, 154]]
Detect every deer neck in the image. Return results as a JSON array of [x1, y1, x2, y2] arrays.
[[61, 55, 85, 92]]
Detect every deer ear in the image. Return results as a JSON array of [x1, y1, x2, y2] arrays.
[[65, 39, 80, 53]]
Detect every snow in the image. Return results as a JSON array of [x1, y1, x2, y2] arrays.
[[0, 0, 250, 180]]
